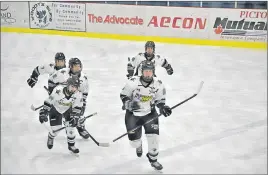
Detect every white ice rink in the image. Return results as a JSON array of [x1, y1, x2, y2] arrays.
[[1, 32, 267, 174]]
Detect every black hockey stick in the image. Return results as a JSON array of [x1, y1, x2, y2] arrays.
[[50, 112, 109, 147], [87, 133, 110, 147], [44, 86, 50, 94], [112, 81, 204, 143], [51, 112, 98, 133], [31, 104, 43, 111]]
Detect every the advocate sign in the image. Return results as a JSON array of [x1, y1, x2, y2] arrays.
[[88, 14, 143, 25]]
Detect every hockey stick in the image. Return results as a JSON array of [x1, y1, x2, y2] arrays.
[[49, 112, 110, 147], [31, 104, 43, 111], [112, 81, 204, 143], [87, 133, 110, 147], [50, 112, 98, 134], [44, 86, 50, 94]]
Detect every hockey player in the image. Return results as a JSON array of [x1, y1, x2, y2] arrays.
[[39, 76, 83, 153], [27, 52, 66, 91], [120, 60, 172, 170], [126, 41, 173, 78], [48, 57, 90, 139]]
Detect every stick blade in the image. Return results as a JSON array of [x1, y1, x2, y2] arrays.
[[31, 104, 36, 111], [196, 81, 204, 95], [98, 142, 110, 147]]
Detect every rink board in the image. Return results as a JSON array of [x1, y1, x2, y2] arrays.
[[1, 27, 266, 49], [1, 2, 267, 50]]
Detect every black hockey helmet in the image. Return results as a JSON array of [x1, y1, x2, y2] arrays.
[[66, 75, 80, 94], [69, 57, 82, 75], [141, 60, 155, 82], [145, 41, 155, 57], [55, 52, 65, 61], [54, 52, 66, 70]]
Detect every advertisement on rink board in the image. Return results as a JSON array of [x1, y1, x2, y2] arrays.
[[210, 9, 267, 42], [1, 2, 29, 28], [86, 4, 209, 39], [29, 2, 86, 31]]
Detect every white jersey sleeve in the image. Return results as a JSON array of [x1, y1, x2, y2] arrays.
[[79, 73, 89, 105], [71, 91, 83, 114], [127, 53, 145, 76], [154, 54, 168, 67], [37, 63, 56, 76], [154, 79, 166, 106], [120, 77, 138, 99]]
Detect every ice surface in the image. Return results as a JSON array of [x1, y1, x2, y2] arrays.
[[1, 32, 267, 174]]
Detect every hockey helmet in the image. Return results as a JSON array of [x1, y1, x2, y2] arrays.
[[54, 52, 66, 70], [69, 57, 82, 75], [145, 41, 155, 54], [141, 60, 155, 82], [67, 75, 80, 93]]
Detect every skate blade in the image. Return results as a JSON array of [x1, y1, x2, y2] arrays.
[[151, 165, 163, 173], [153, 168, 163, 174], [69, 151, 80, 157]]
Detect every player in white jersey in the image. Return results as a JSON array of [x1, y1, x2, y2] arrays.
[[120, 60, 172, 170], [49, 57, 90, 139], [39, 76, 83, 154], [126, 41, 173, 78], [27, 52, 66, 90]]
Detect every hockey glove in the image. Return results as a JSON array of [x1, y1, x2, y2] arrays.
[[39, 109, 49, 123], [126, 63, 134, 79], [27, 76, 38, 88], [124, 100, 141, 111], [69, 115, 79, 127], [159, 105, 172, 117], [78, 116, 86, 126], [165, 64, 173, 75], [69, 107, 81, 127]]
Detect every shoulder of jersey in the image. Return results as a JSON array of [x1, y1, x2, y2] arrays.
[[138, 52, 144, 56], [128, 76, 140, 83], [53, 85, 64, 94], [80, 72, 88, 80], [154, 77, 163, 86], [58, 68, 69, 74], [49, 63, 55, 67], [155, 54, 161, 59]]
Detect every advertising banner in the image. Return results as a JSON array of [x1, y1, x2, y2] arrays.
[[86, 4, 209, 39], [29, 2, 86, 32], [1, 2, 29, 28], [209, 9, 267, 43]]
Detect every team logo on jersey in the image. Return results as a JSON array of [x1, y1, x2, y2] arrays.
[[58, 99, 72, 107], [30, 2, 52, 28], [141, 95, 153, 102]]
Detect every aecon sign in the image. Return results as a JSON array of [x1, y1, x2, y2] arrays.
[[147, 16, 207, 30]]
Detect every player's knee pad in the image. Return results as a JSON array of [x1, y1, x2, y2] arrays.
[[129, 139, 142, 148], [50, 125, 62, 137], [128, 128, 142, 141], [65, 126, 76, 138], [146, 134, 159, 161]]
